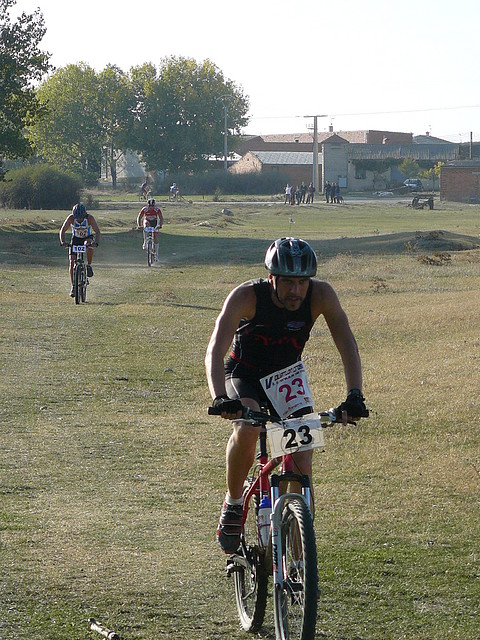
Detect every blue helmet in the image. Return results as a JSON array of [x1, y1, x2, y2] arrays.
[[72, 203, 87, 220], [265, 237, 317, 277]]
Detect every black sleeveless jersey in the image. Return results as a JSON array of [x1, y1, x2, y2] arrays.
[[225, 278, 314, 380]]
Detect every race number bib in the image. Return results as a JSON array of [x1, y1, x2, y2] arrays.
[[144, 226, 156, 232], [74, 228, 88, 238], [260, 362, 314, 419], [72, 245, 86, 253], [266, 413, 324, 458]]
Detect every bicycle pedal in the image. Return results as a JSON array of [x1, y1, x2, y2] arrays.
[[226, 556, 243, 577]]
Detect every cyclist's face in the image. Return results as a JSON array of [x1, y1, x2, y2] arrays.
[[271, 276, 310, 310]]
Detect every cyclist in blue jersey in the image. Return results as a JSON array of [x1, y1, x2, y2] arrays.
[[59, 203, 101, 297], [205, 237, 368, 553]]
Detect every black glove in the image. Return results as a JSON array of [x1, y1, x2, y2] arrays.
[[212, 395, 243, 415], [335, 389, 369, 421]]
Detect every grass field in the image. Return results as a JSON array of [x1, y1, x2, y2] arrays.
[[1, 197, 479, 640]]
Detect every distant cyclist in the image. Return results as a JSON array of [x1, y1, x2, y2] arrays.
[[169, 182, 179, 200], [137, 198, 164, 262], [141, 179, 150, 199], [59, 203, 100, 297]]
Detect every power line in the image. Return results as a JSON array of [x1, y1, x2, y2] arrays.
[[248, 104, 480, 121]]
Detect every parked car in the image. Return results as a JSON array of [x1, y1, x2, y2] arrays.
[[403, 178, 423, 191]]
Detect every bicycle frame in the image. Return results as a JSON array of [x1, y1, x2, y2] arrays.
[[240, 426, 312, 590], [143, 226, 157, 266]]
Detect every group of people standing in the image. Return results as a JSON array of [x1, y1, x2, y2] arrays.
[[284, 180, 343, 205], [284, 182, 316, 205], [324, 181, 341, 203]]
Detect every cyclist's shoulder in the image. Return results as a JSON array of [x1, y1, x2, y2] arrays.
[[225, 280, 257, 310]]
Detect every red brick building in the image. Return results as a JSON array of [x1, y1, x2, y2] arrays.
[[440, 161, 480, 202]]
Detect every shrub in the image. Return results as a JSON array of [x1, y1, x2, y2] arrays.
[[0, 164, 83, 209]]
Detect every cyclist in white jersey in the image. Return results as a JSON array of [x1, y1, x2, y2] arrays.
[[59, 203, 101, 297]]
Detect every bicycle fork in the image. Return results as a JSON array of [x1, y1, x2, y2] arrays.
[[270, 473, 312, 590]]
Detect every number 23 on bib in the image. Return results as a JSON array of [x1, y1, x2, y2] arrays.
[[260, 362, 324, 457]]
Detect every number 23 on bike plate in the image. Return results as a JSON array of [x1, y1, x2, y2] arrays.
[[260, 361, 324, 457]]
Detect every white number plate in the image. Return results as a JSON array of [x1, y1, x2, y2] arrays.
[[267, 413, 324, 458], [144, 226, 156, 232], [260, 361, 314, 419], [73, 245, 86, 253]]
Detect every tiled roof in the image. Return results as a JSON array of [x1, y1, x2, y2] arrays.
[[251, 151, 321, 165]]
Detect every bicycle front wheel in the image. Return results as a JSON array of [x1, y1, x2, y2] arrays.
[[273, 497, 318, 640], [233, 491, 268, 632], [147, 239, 154, 267], [80, 266, 87, 302], [73, 264, 81, 304]]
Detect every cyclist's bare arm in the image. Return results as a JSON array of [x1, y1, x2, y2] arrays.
[[205, 281, 256, 403], [310, 280, 362, 392], [88, 215, 101, 242], [59, 214, 74, 245]]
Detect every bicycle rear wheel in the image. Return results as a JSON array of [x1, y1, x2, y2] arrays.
[[233, 490, 268, 632], [273, 497, 318, 640]]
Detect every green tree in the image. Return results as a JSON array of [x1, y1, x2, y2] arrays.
[[419, 161, 444, 191], [131, 56, 249, 173], [399, 158, 421, 178], [29, 63, 104, 184], [0, 0, 51, 164], [97, 64, 136, 188], [30, 63, 137, 186]]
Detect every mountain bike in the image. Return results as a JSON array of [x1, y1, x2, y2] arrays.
[[208, 404, 354, 640], [67, 239, 96, 304], [143, 226, 157, 266], [139, 186, 152, 201]]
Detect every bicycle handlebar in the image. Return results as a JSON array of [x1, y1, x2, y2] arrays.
[[207, 405, 361, 426], [61, 239, 98, 248]]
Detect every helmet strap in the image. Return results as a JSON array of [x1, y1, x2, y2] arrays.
[[269, 274, 282, 305]]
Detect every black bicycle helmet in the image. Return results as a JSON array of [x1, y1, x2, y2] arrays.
[[265, 237, 317, 277], [72, 203, 87, 219]]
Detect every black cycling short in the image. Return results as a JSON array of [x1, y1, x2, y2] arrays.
[[226, 377, 269, 407], [225, 377, 312, 418], [69, 236, 94, 257]]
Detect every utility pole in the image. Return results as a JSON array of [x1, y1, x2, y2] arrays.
[[218, 95, 232, 173], [304, 114, 328, 193]]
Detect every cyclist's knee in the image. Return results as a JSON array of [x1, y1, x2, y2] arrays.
[[230, 422, 258, 455], [292, 449, 313, 476]]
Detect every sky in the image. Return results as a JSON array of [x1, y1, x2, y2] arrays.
[[10, 0, 480, 142]]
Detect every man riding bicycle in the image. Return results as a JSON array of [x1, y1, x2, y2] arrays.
[[137, 198, 163, 262], [140, 179, 150, 199], [59, 203, 100, 297], [205, 237, 368, 553], [169, 183, 179, 199]]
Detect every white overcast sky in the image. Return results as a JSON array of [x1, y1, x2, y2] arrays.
[[11, 0, 480, 141]]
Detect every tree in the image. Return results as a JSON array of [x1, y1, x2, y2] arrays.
[[399, 158, 421, 178], [29, 63, 104, 184], [131, 56, 249, 173], [97, 65, 136, 188], [0, 0, 51, 162], [419, 161, 444, 191], [30, 63, 137, 186]]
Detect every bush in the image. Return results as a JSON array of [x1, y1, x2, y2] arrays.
[[0, 164, 83, 209]]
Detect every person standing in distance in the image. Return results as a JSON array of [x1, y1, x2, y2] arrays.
[[59, 203, 100, 297], [205, 237, 368, 553]]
